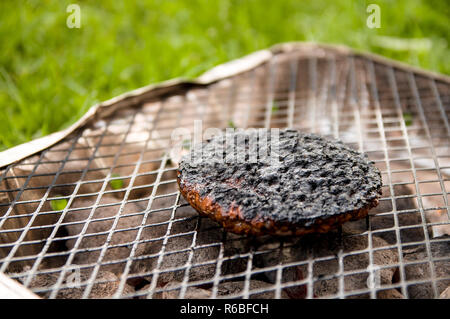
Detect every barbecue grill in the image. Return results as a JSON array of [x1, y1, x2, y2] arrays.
[[0, 43, 449, 299]]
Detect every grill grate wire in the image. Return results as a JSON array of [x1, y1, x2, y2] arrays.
[[0, 46, 449, 299]]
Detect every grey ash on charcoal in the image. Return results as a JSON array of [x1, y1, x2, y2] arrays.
[[178, 129, 382, 232]]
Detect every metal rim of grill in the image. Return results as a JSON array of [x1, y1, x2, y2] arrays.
[[0, 42, 449, 299]]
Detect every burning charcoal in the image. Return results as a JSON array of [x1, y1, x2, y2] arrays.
[[253, 236, 323, 298], [129, 198, 250, 286], [24, 269, 133, 299], [127, 207, 179, 276], [403, 238, 450, 298], [252, 237, 306, 298], [150, 280, 290, 299], [220, 232, 253, 276], [130, 209, 204, 284], [0, 146, 105, 269], [216, 280, 290, 299], [254, 232, 401, 299], [128, 184, 205, 278], [413, 171, 450, 238], [79, 116, 171, 200], [440, 286, 450, 299], [9, 142, 105, 198], [345, 236, 398, 284], [311, 234, 400, 298], [64, 193, 186, 277], [146, 217, 248, 285], [145, 282, 211, 299], [58, 270, 134, 299], [345, 235, 399, 298], [138, 282, 211, 299], [63, 196, 145, 274], [343, 184, 423, 245], [164, 286, 211, 299], [16, 271, 60, 299], [376, 289, 405, 299], [425, 209, 450, 238]]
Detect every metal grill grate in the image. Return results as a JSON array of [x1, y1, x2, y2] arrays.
[[0, 44, 449, 299]]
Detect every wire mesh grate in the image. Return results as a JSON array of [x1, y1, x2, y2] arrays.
[[0, 45, 449, 299]]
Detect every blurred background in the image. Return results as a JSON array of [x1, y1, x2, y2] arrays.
[[0, 0, 448, 151]]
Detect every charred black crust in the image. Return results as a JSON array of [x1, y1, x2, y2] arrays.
[[177, 129, 382, 235]]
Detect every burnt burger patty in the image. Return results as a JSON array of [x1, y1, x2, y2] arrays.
[[177, 129, 382, 236]]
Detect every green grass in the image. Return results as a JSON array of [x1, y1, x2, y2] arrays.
[[50, 197, 68, 211], [109, 173, 124, 190], [0, 0, 449, 150]]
